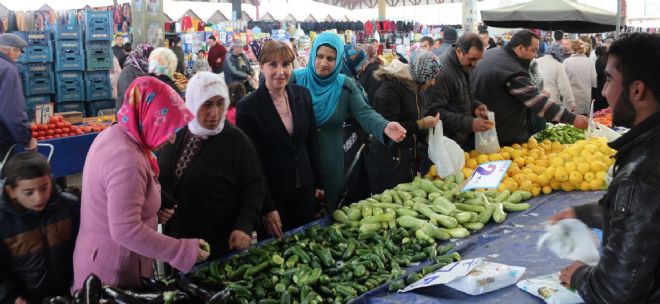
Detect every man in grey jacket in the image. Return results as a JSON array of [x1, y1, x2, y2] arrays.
[[424, 33, 490, 149], [0, 33, 36, 158], [224, 41, 255, 92]]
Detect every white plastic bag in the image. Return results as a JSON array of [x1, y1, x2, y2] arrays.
[[475, 112, 500, 154], [445, 260, 526, 295], [538, 219, 600, 265], [428, 121, 465, 178], [517, 273, 584, 304]]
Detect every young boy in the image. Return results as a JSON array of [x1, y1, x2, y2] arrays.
[[0, 152, 79, 303]]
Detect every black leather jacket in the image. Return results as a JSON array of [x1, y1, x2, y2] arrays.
[[572, 111, 660, 303]]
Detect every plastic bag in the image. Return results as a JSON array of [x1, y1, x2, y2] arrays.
[[517, 273, 584, 304], [445, 260, 526, 295], [428, 121, 465, 178], [475, 112, 500, 154], [538, 219, 600, 265]]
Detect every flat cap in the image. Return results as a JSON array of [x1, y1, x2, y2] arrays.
[[0, 33, 27, 48]]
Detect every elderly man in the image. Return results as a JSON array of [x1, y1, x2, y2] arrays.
[[470, 30, 588, 146], [224, 41, 255, 92], [0, 33, 36, 158]]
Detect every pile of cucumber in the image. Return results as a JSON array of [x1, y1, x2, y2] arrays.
[[332, 175, 533, 243]]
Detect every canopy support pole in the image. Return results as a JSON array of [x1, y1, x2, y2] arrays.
[[616, 0, 621, 39], [378, 0, 386, 20]]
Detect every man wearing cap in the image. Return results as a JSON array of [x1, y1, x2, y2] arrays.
[[224, 41, 255, 92], [433, 27, 458, 56], [0, 33, 37, 158]]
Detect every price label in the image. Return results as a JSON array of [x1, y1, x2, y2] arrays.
[[35, 103, 54, 124], [462, 160, 512, 191]]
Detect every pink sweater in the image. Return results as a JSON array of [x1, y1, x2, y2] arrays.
[[72, 125, 199, 290]]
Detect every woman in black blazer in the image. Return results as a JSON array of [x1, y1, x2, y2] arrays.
[[236, 41, 323, 239]]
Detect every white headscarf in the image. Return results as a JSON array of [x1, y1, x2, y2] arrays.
[[185, 72, 230, 137]]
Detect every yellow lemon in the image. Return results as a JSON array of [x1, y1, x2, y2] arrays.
[[537, 174, 550, 186], [579, 149, 591, 158], [554, 168, 569, 181], [506, 183, 519, 192], [477, 154, 489, 164], [544, 167, 556, 180], [550, 180, 561, 190], [469, 150, 480, 158], [564, 162, 577, 173], [533, 165, 546, 175], [591, 161, 607, 172], [466, 158, 478, 169], [500, 151, 511, 160], [524, 172, 538, 183], [535, 159, 549, 168], [561, 182, 575, 192], [584, 172, 596, 182], [498, 183, 507, 191], [577, 163, 590, 174], [579, 181, 591, 191], [528, 137, 539, 149], [512, 143, 522, 150], [596, 171, 607, 181], [542, 186, 553, 195], [464, 152, 470, 162], [513, 157, 525, 167], [551, 141, 563, 151], [584, 144, 598, 153], [542, 139, 552, 146], [522, 143, 529, 150], [569, 171, 583, 185], [510, 149, 523, 159], [462, 168, 474, 179], [513, 174, 526, 185], [532, 186, 541, 197], [489, 153, 503, 161], [550, 157, 564, 168], [590, 179, 604, 191], [522, 167, 534, 174]]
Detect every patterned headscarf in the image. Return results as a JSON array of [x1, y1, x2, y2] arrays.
[[148, 47, 178, 80], [546, 42, 568, 63], [185, 72, 230, 138], [408, 50, 442, 84], [124, 43, 154, 74], [118, 76, 194, 175], [343, 44, 367, 77]]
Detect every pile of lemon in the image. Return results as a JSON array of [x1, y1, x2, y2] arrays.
[[453, 137, 615, 196]]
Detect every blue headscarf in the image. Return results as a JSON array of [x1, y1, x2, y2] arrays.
[[342, 44, 367, 77], [294, 32, 346, 126]]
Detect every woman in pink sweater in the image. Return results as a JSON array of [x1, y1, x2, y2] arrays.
[[72, 77, 209, 291]]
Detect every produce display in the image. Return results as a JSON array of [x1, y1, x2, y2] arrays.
[[534, 124, 585, 144], [174, 72, 188, 92], [30, 116, 108, 141], [593, 108, 612, 127]]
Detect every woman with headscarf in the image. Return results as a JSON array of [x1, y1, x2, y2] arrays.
[[292, 32, 407, 212], [158, 72, 265, 257], [359, 43, 384, 106], [149, 47, 183, 97], [237, 41, 322, 239], [72, 77, 208, 290], [366, 50, 441, 193], [115, 43, 154, 110], [536, 43, 575, 111]]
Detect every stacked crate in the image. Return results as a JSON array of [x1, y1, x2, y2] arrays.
[[54, 22, 85, 114], [16, 31, 55, 120], [83, 10, 114, 117]]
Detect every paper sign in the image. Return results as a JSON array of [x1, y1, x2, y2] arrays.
[[35, 103, 54, 124], [401, 258, 482, 292], [462, 160, 511, 191]]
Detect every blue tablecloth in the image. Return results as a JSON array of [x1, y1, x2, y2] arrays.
[[361, 191, 604, 304], [40, 133, 97, 178]]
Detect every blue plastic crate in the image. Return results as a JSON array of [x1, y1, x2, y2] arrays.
[[85, 99, 115, 117], [54, 23, 82, 41], [56, 101, 85, 115], [25, 95, 52, 120], [15, 31, 51, 45], [84, 71, 112, 101], [55, 71, 85, 103], [55, 40, 85, 71], [84, 11, 113, 41], [16, 41, 53, 63], [22, 71, 55, 96], [17, 62, 53, 76], [84, 41, 112, 70]]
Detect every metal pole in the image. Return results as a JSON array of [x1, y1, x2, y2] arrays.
[[616, 0, 621, 39]]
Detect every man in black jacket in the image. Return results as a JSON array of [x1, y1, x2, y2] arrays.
[[424, 33, 490, 149], [552, 32, 660, 303]]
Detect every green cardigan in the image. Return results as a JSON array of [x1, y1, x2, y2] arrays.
[[311, 77, 389, 211]]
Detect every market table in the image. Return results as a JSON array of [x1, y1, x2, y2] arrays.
[[359, 190, 605, 304], [36, 133, 98, 178]]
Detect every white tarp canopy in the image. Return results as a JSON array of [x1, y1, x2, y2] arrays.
[[0, 0, 129, 11]]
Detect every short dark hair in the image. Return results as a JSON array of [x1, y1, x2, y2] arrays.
[[479, 30, 489, 35], [228, 82, 247, 108], [607, 33, 660, 105], [2, 152, 51, 188], [508, 29, 540, 50], [420, 36, 434, 46], [208, 35, 216, 41], [456, 33, 484, 53], [434, 38, 443, 44], [553, 30, 564, 41]]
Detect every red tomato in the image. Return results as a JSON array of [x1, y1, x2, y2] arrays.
[[38, 124, 48, 131], [37, 136, 45, 141], [45, 136, 53, 140], [75, 129, 83, 135], [38, 131, 46, 137], [55, 122, 65, 128], [57, 116, 64, 122], [47, 124, 56, 130], [64, 121, 72, 128], [46, 130, 54, 135], [62, 127, 70, 133], [32, 131, 38, 138], [69, 132, 76, 137], [49, 117, 58, 124], [54, 128, 63, 134], [31, 125, 38, 131], [53, 134, 60, 138]]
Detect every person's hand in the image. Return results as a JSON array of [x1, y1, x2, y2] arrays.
[[263, 211, 283, 240], [14, 297, 28, 304], [474, 105, 489, 119], [541, 90, 551, 98], [559, 261, 587, 288], [158, 207, 176, 225], [420, 113, 440, 129], [472, 118, 494, 132], [384, 122, 407, 143], [315, 189, 325, 200], [25, 138, 37, 152], [197, 240, 210, 262], [548, 207, 577, 225], [573, 115, 589, 130], [228, 230, 252, 251]]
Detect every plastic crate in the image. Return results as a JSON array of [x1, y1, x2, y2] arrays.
[[84, 71, 112, 101], [54, 23, 82, 41], [84, 41, 112, 70], [25, 95, 52, 121], [55, 40, 85, 71], [85, 99, 115, 117], [15, 31, 51, 45], [16, 41, 53, 63], [17, 62, 53, 76], [84, 11, 113, 41], [22, 71, 55, 96], [56, 101, 85, 115], [55, 71, 85, 103]]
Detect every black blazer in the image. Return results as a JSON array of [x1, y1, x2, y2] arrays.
[[236, 84, 322, 214]]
